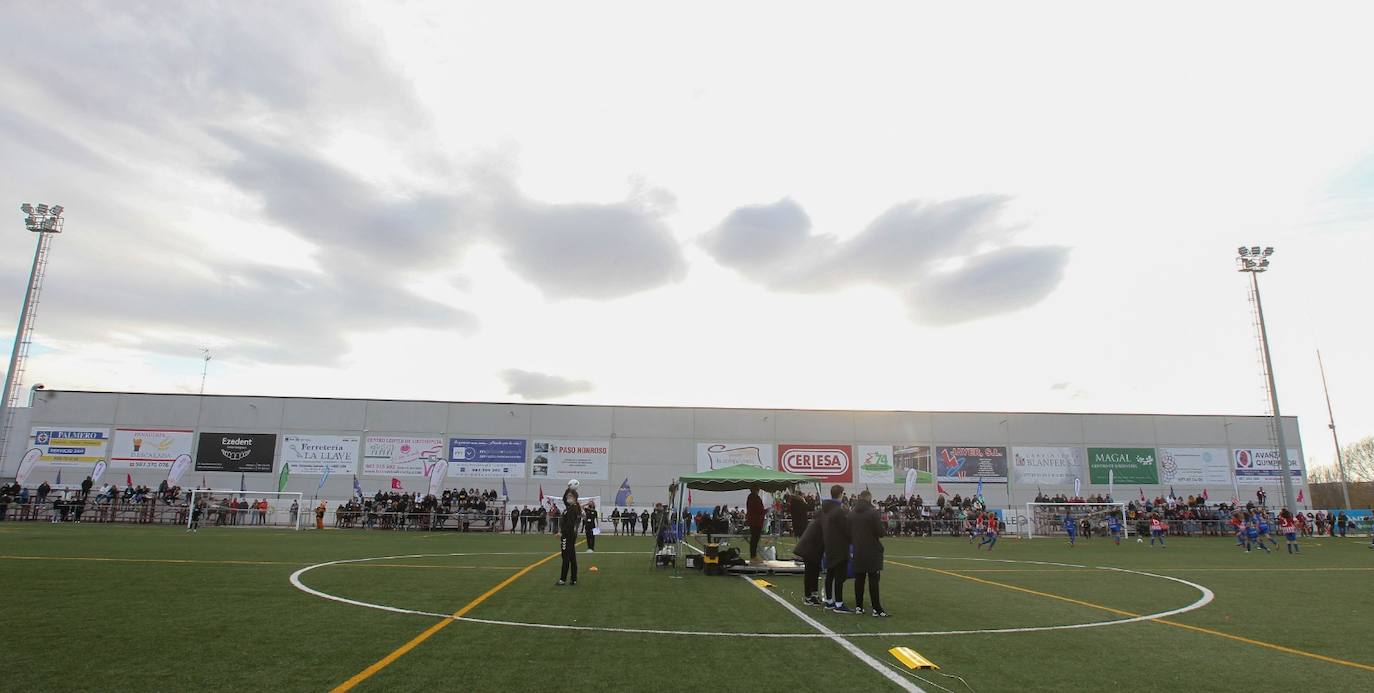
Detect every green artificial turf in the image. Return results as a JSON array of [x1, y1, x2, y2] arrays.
[[2, 524, 1371, 692]]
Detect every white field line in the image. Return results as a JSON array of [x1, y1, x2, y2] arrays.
[[741, 574, 923, 692]]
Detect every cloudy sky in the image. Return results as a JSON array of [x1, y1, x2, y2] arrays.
[[2, 1, 1371, 474]]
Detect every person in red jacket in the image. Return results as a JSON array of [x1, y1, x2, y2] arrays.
[[746, 486, 765, 564]]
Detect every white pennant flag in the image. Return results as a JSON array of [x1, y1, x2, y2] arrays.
[[427, 459, 449, 498]]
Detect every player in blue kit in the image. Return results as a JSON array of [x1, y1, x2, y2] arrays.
[[1256, 511, 1278, 548], [1246, 514, 1269, 553], [1063, 514, 1077, 547], [1107, 512, 1122, 546], [977, 513, 999, 550]]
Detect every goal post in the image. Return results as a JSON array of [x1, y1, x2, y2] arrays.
[[1024, 502, 1128, 539], [187, 489, 306, 530]]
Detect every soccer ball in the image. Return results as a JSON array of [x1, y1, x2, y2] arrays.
[[1137, 537, 1143, 543], [567, 479, 580, 489]]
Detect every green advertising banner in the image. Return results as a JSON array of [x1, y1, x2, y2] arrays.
[[1087, 447, 1158, 485]]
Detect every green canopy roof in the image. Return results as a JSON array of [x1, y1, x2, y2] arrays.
[[675, 464, 821, 493]]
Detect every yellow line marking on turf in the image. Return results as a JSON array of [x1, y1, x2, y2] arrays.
[[329, 542, 576, 693], [0, 555, 521, 570], [890, 560, 1374, 674]]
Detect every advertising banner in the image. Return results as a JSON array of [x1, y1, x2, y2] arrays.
[[1232, 448, 1302, 485], [29, 427, 110, 467], [1011, 447, 1083, 485], [696, 442, 775, 472], [1159, 447, 1231, 485], [110, 429, 194, 470], [936, 446, 1008, 482], [530, 439, 610, 480], [449, 438, 528, 478], [778, 444, 853, 483], [194, 432, 277, 473], [1087, 447, 1158, 485], [280, 435, 360, 475], [363, 436, 445, 477], [892, 445, 933, 485]]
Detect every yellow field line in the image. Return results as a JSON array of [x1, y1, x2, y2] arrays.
[[890, 560, 1374, 673], [329, 543, 573, 692], [0, 555, 520, 570]]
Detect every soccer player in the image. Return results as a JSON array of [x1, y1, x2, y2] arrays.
[[1246, 513, 1269, 553], [966, 512, 981, 544], [978, 513, 999, 551], [1277, 508, 1300, 554], [1229, 512, 1247, 549], [1148, 514, 1166, 547], [1063, 513, 1077, 547], [1257, 511, 1279, 548], [556, 486, 581, 586], [1107, 511, 1122, 546]]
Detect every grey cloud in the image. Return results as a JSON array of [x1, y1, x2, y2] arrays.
[[703, 195, 1068, 323], [904, 246, 1071, 325], [215, 131, 470, 267], [500, 369, 594, 400], [491, 195, 688, 300]]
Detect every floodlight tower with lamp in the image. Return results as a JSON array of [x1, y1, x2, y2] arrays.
[[1236, 245, 1297, 514], [0, 203, 64, 473]]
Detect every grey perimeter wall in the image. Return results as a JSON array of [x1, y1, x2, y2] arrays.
[[2, 390, 1310, 511]]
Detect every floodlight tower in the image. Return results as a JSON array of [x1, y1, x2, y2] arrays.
[[1236, 245, 1296, 514], [0, 203, 64, 472]]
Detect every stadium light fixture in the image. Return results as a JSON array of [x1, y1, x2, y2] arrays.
[[1237, 246, 1249, 257], [1234, 245, 1297, 514], [20, 203, 32, 214]]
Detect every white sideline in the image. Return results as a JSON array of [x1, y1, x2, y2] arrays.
[[741, 575, 923, 692]]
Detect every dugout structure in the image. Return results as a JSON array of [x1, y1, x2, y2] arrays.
[[667, 464, 821, 575]]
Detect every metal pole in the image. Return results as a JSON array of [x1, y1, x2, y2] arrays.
[[1316, 349, 1352, 509], [1249, 270, 1296, 513], [0, 232, 48, 467]]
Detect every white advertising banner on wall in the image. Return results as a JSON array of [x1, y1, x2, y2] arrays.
[[695, 442, 775, 472], [1159, 447, 1231, 485], [110, 429, 194, 470], [29, 427, 110, 467], [363, 436, 445, 477], [1011, 447, 1084, 485], [1232, 448, 1302, 485], [281, 435, 360, 475], [530, 439, 609, 480], [856, 445, 897, 485]]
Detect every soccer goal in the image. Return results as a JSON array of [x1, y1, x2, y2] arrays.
[[187, 490, 306, 530], [1024, 502, 1128, 539]]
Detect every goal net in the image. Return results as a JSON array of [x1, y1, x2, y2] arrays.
[[187, 490, 305, 530], [1024, 502, 1128, 539]]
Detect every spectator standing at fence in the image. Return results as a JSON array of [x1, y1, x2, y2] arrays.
[[848, 490, 888, 617], [556, 487, 581, 586], [81, 476, 93, 500], [640, 509, 649, 535], [611, 508, 621, 535], [821, 485, 852, 612], [314, 500, 326, 530]]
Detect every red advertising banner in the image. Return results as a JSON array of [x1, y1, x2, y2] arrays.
[[778, 444, 853, 483]]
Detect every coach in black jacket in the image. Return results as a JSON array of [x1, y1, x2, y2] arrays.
[[848, 490, 888, 616], [792, 501, 827, 606], [821, 485, 852, 612]]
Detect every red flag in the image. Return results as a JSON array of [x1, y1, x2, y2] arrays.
[[1297, 489, 1304, 503], [126, 473, 133, 487], [539, 485, 545, 502], [937, 483, 948, 496], [688, 490, 693, 506], [391, 478, 402, 490], [1202, 488, 1209, 500]]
